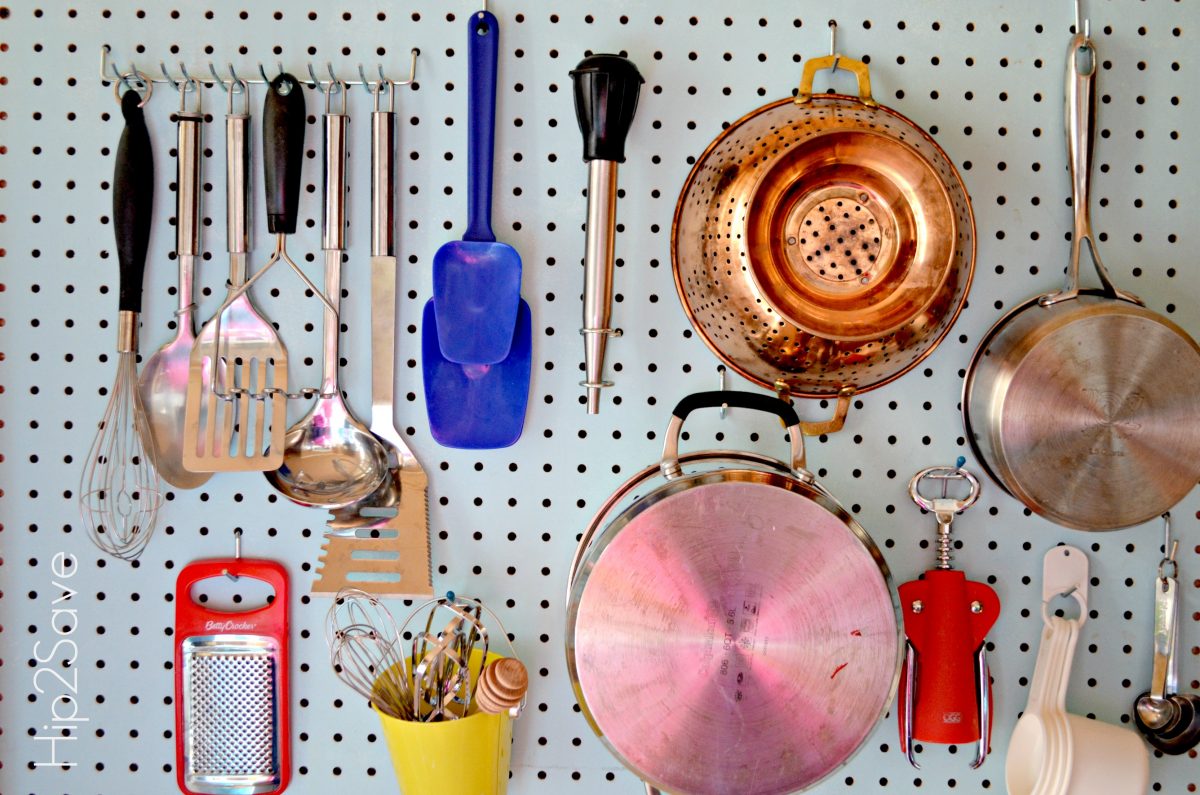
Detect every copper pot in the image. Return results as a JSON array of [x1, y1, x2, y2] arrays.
[[672, 54, 975, 404]]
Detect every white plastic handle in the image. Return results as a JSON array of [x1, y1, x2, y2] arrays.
[[1042, 545, 1089, 626]]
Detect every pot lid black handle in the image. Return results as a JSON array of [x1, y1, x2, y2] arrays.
[[570, 54, 643, 163], [662, 391, 808, 479]]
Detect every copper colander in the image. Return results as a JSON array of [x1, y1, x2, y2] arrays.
[[672, 55, 975, 399]]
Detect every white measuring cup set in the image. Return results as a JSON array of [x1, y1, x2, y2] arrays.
[[1006, 546, 1149, 795]]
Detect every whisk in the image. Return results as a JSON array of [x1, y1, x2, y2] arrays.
[[326, 589, 520, 722], [409, 598, 488, 721], [326, 588, 413, 719], [78, 87, 163, 561]]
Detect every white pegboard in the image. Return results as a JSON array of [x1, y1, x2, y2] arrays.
[[1, 0, 1198, 793]]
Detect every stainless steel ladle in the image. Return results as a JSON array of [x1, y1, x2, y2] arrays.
[[264, 83, 388, 508]]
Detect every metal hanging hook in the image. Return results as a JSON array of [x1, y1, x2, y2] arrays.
[[208, 64, 250, 114], [101, 45, 153, 106], [358, 63, 388, 97], [1159, 512, 1179, 582], [828, 20, 841, 73], [395, 47, 420, 88], [717, 366, 728, 419], [1072, 0, 1091, 38], [223, 529, 244, 581], [258, 61, 284, 84]]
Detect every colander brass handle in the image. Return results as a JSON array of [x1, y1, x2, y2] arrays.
[[795, 54, 877, 107]]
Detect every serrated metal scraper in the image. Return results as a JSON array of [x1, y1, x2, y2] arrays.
[[312, 97, 432, 599]]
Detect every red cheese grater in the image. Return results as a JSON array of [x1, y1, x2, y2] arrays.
[[175, 552, 290, 795], [898, 465, 1000, 769]]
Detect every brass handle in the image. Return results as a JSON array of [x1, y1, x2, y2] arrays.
[[795, 55, 877, 107]]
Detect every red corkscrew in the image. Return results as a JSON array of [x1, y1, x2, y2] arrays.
[[898, 465, 1000, 769]]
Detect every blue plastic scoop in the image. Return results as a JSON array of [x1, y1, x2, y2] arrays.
[[431, 8, 522, 365], [422, 298, 531, 449]]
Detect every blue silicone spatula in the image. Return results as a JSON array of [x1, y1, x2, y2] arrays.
[[422, 298, 531, 449], [430, 8, 522, 364]]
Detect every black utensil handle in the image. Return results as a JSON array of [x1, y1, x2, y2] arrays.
[[262, 73, 306, 235], [672, 390, 800, 426], [570, 54, 644, 163], [114, 89, 154, 313]]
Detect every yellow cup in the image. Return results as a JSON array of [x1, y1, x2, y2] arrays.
[[376, 650, 513, 795]]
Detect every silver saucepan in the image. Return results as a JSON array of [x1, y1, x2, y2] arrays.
[[566, 391, 901, 795], [963, 26, 1200, 531]]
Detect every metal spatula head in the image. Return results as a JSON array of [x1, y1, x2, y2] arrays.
[[183, 104, 289, 473], [422, 297, 532, 449], [184, 281, 288, 472]]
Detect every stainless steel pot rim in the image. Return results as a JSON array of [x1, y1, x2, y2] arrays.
[[962, 288, 1200, 529], [961, 289, 1073, 502]]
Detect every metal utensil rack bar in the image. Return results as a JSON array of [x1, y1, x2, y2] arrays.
[[100, 44, 420, 100], [99, 44, 420, 404]]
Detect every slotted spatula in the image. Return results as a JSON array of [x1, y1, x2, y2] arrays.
[[430, 8, 523, 364], [183, 79, 294, 472]]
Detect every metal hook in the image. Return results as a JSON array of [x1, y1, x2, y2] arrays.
[[306, 62, 323, 93], [103, 46, 153, 107], [258, 61, 284, 84], [395, 47, 420, 88], [1159, 513, 1179, 582], [717, 365, 728, 419], [307, 62, 348, 112], [828, 20, 841, 74], [357, 63, 385, 96], [223, 529, 243, 581], [208, 62, 230, 93]]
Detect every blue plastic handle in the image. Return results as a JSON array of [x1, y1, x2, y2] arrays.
[[465, 9, 499, 243]]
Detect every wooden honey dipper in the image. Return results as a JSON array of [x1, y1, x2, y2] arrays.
[[474, 657, 529, 715]]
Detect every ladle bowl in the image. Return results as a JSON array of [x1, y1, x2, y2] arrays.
[[265, 394, 389, 509]]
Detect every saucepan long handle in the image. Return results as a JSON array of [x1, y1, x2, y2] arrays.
[[1042, 27, 1141, 306]]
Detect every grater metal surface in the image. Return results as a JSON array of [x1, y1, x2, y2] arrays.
[[182, 638, 280, 792], [176, 559, 291, 795]]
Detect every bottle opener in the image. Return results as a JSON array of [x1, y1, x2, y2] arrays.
[[898, 465, 1000, 769]]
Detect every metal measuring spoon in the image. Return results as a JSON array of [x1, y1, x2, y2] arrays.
[[265, 85, 387, 508], [1134, 514, 1200, 754]]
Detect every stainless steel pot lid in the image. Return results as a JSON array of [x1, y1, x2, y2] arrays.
[[566, 391, 900, 795]]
